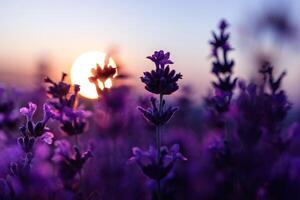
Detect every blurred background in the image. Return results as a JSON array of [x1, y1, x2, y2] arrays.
[[0, 0, 300, 101]]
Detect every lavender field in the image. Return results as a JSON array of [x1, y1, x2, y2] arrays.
[[1, 1, 300, 200]]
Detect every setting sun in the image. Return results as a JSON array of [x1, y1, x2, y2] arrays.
[[71, 51, 117, 99]]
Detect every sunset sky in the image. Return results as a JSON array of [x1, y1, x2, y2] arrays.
[[1, 0, 300, 100]]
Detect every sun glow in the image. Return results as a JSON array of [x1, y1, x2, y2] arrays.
[[71, 51, 117, 99]]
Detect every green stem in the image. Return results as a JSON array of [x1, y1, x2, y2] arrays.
[[156, 94, 163, 200]]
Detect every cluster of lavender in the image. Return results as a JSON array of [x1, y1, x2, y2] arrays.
[[202, 20, 297, 200], [1, 19, 300, 200], [44, 73, 92, 190], [129, 50, 187, 199]]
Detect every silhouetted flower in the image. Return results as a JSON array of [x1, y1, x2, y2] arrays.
[[129, 144, 187, 180], [138, 97, 178, 126], [89, 64, 117, 83], [260, 63, 286, 94], [141, 60, 182, 95], [44, 73, 70, 99], [53, 140, 92, 182], [44, 73, 79, 110], [89, 55, 118, 96], [207, 19, 237, 113], [147, 50, 174, 67], [45, 73, 90, 136], [210, 19, 234, 76]]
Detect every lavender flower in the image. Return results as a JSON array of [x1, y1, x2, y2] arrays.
[[141, 51, 182, 95], [18, 102, 55, 154], [44, 73, 70, 99], [44, 73, 79, 110], [138, 97, 178, 126], [207, 19, 237, 113], [89, 55, 118, 96], [89, 64, 117, 83], [259, 62, 287, 94], [146, 50, 174, 67], [45, 73, 90, 137], [133, 50, 184, 199], [19, 102, 54, 138], [129, 144, 187, 181], [210, 20, 234, 75], [53, 140, 92, 185]]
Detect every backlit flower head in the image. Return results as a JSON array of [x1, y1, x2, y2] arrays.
[[138, 97, 178, 126], [207, 20, 237, 113], [44, 73, 70, 99], [128, 144, 187, 180], [44, 73, 80, 110], [89, 64, 117, 83], [147, 50, 174, 67], [141, 52, 182, 95], [260, 62, 287, 94], [89, 55, 118, 96], [209, 19, 234, 76]]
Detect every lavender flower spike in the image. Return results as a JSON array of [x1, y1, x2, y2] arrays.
[[141, 51, 182, 95], [129, 144, 187, 180], [138, 97, 178, 126]]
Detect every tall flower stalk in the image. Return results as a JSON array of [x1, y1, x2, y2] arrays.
[[131, 50, 186, 199], [45, 73, 92, 193]]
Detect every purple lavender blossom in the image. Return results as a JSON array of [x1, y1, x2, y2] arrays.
[[129, 144, 187, 181], [18, 102, 55, 154], [141, 50, 182, 95], [45, 73, 90, 137], [19, 102, 36, 121], [146, 50, 174, 67], [138, 97, 178, 126], [19, 102, 54, 138]]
